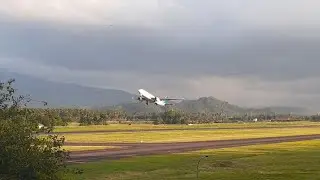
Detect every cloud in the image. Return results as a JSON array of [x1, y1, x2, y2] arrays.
[[1, 0, 320, 31], [0, 0, 189, 29], [0, 20, 319, 82], [2, 57, 320, 113], [1, 0, 320, 111], [0, 57, 188, 94]]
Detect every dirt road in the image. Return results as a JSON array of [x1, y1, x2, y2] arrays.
[[67, 134, 320, 164]]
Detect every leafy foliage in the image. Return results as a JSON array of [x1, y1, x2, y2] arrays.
[[0, 78, 70, 180], [17, 107, 316, 126]]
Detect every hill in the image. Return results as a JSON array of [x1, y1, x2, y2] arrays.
[[175, 97, 246, 114], [0, 71, 135, 108], [0, 70, 309, 115], [104, 96, 309, 115]]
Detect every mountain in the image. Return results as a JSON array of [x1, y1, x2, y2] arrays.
[[0, 71, 135, 108], [0, 70, 310, 115], [106, 97, 251, 115], [175, 97, 246, 114], [105, 96, 310, 115]]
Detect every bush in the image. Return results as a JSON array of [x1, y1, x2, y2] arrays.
[[0, 78, 71, 180]]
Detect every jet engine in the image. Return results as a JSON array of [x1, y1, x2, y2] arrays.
[[137, 96, 143, 101]]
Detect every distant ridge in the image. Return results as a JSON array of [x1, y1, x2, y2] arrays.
[[103, 96, 309, 115], [0, 70, 310, 114], [0, 71, 135, 108]]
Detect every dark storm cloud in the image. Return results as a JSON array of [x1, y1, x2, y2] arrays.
[[1, 0, 320, 112], [1, 19, 320, 82]]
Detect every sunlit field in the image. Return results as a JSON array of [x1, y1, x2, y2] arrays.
[[64, 139, 320, 180], [61, 127, 320, 143], [54, 121, 320, 133]]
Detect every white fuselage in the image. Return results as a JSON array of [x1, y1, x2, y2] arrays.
[[138, 89, 166, 106], [138, 89, 155, 99]]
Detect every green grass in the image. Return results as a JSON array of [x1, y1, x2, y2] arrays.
[[63, 146, 119, 151], [64, 139, 320, 180], [54, 121, 320, 133], [62, 127, 320, 143]]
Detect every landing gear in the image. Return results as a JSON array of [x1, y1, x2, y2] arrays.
[[146, 101, 149, 105]]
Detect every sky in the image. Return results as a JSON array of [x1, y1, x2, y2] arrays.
[[0, 0, 320, 111]]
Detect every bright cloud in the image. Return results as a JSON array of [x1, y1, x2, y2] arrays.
[[1, 0, 320, 31], [1, 0, 320, 111]]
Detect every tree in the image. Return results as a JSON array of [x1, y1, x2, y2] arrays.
[[0, 78, 70, 180], [161, 109, 183, 124]]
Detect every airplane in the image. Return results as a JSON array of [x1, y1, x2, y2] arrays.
[[134, 89, 184, 106]]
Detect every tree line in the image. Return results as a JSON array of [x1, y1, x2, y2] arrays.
[[19, 108, 128, 127], [20, 107, 320, 126]]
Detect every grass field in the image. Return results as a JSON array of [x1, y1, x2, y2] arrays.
[[64, 139, 320, 180], [63, 146, 119, 151], [54, 121, 320, 133], [62, 127, 320, 143]]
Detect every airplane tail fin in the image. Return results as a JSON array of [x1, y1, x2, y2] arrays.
[[163, 99, 173, 105]]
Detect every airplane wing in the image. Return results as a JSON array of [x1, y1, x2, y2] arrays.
[[160, 98, 184, 101]]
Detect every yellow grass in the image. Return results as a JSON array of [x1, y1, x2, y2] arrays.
[[61, 127, 320, 143]]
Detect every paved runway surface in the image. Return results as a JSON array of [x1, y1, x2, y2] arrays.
[[67, 134, 320, 164]]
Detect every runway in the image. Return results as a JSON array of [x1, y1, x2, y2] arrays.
[[67, 134, 320, 164]]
